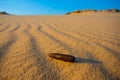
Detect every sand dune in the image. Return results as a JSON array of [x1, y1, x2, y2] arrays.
[[66, 9, 120, 15], [0, 14, 120, 80]]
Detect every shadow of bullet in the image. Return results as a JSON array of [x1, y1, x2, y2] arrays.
[[75, 57, 102, 64]]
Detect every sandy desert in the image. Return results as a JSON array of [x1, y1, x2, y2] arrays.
[[0, 13, 120, 80]]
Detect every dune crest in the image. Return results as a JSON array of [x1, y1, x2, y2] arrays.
[[66, 9, 120, 15]]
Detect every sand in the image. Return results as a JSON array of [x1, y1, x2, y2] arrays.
[[0, 13, 120, 80]]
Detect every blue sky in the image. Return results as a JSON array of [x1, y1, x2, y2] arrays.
[[0, 0, 120, 15]]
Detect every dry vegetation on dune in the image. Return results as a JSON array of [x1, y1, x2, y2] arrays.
[[66, 9, 120, 15], [0, 14, 120, 80]]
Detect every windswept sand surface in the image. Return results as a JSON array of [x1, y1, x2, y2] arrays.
[[0, 14, 120, 80]]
